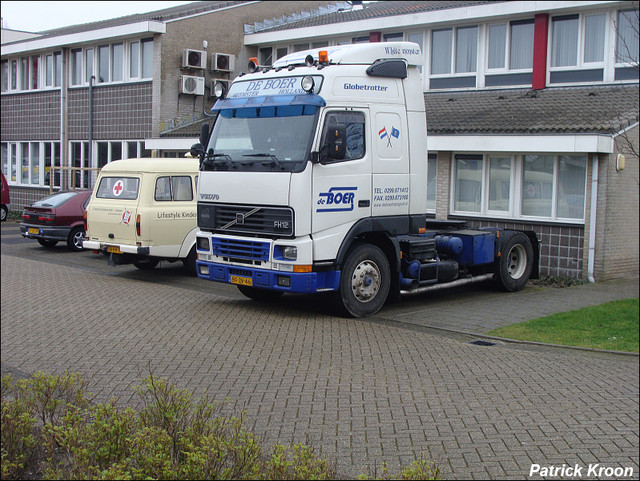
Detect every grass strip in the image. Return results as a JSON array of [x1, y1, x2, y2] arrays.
[[488, 298, 639, 352]]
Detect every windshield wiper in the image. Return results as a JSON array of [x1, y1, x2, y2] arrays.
[[242, 153, 286, 170], [201, 152, 232, 170]]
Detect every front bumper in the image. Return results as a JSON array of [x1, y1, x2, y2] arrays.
[[196, 260, 340, 294], [20, 223, 71, 242]]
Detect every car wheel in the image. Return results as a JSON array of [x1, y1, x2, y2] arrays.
[[37, 239, 58, 248], [67, 226, 85, 251], [494, 232, 534, 292], [335, 243, 390, 318], [134, 258, 160, 270], [237, 285, 284, 301], [0, 205, 7, 222]]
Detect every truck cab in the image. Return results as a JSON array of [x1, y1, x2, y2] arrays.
[[194, 43, 538, 317]]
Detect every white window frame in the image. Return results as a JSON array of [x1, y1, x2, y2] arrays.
[[429, 25, 479, 78], [614, 8, 640, 67], [549, 12, 608, 72], [450, 153, 587, 223], [485, 19, 535, 73]]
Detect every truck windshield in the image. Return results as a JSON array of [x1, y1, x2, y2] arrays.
[[203, 104, 319, 172]]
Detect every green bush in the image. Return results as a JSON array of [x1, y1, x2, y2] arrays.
[[1, 370, 440, 480]]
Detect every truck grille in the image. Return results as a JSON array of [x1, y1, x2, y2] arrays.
[[198, 203, 294, 238], [212, 238, 269, 263]]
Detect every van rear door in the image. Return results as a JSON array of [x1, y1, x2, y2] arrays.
[[86, 174, 141, 247]]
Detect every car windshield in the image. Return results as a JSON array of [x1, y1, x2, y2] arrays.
[[31, 192, 78, 208], [203, 104, 318, 172]]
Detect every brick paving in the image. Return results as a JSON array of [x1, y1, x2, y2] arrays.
[[1, 232, 638, 479]]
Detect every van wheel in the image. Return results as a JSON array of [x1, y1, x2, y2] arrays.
[[237, 285, 284, 301], [67, 227, 85, 251], [335, 243, 390, 318], [134, 259, 160, 270], [0, 205, 7, 222], [495, 232, 533, 292], [37, 239, 58, 248], [182, 246, 197, 276]]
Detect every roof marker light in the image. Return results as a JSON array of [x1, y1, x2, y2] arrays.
[[248, 57, 259, 73]]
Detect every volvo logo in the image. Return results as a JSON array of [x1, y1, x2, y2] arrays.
[[221, 207, 261, 230]]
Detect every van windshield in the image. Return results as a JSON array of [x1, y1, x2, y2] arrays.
[[203, 104, 319, 173]]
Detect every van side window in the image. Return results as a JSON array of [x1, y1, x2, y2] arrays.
[[172, 176, 193, 201], [155, 176, 193, 201], [322, 111, 366, 161], [155, 177, 172, 201]]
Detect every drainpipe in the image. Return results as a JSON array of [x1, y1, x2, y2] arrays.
[[88, 75, 94, 182], [587, 155, 598, 283]]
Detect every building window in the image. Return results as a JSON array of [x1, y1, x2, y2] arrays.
[[11, 60, 17, 90], [86, 48, 94, 83], [293, 43, 309, 52], [276, 47, 288, 60], [426, 153, 436, 211], [551, 13, 605, 67], [20, 57, 28, 90], [45, 55, 53, 87], [1, 60, 8, 92], [71, 49, 83, 86], [509, 20, 534, 70], [129, 41, 139, 78], [54, 51, 62, 87], [98, 45, 109, 83], [312, 41, 329, 49], [141, 38, 154, 78], [384, 32, 404, 42], [111, 43, 124, 82], [488, 24, 507, 69], [616, 9, 639, 64], [452, 154, 586, 222], [431, 26, 478, 75], [259, 47, 273, 66], [30, 56, 39, 89]]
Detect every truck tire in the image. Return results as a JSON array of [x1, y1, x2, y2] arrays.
[[1, 205, 7, 222], [237, 285, 284, 301], [495, 231, 533, 292], [336, 243, 390, 318], [67, 226, 85, 251]]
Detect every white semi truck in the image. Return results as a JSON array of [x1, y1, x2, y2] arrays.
[[192, 42, 539, 317]]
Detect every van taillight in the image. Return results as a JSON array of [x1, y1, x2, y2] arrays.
[[136, 214, 141, 237], [83, 210, 87, 232]]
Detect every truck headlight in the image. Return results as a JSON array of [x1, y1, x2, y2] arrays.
[[282, 246, 297, 260], [197, 237, 210, 251]]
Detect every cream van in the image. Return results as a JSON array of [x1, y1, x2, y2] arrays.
[[83, 157, 199, 274]]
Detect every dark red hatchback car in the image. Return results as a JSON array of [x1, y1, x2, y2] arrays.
[[20, 189, 92, 251]]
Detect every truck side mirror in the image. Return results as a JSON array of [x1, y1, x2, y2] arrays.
[[325, 124, 347, 161], [199, 123, 210, 146], [190, 143, 205, 160]]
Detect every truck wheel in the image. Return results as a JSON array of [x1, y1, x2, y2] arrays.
[[336, 243, 390, 318], [134, 258, 160, 270], [37, 239, 58, 248], [237, 285, 284, 301], [67, 226, 85, 251], [0, 205, 7, 222], [495, 232, 533, 292]]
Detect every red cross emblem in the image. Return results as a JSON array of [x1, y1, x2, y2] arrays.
[[113, 180, 124, 196]]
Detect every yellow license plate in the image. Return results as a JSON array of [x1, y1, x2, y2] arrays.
[[230, 275, 253, 286], [28, 228, 39, 235], [107, 246, 122, 254]]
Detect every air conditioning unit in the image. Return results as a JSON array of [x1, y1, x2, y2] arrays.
[[211, 78, 230, 98], [182, 49, 206, 69], [211, 53, 235, 72], [179, 75, 205, 95]]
